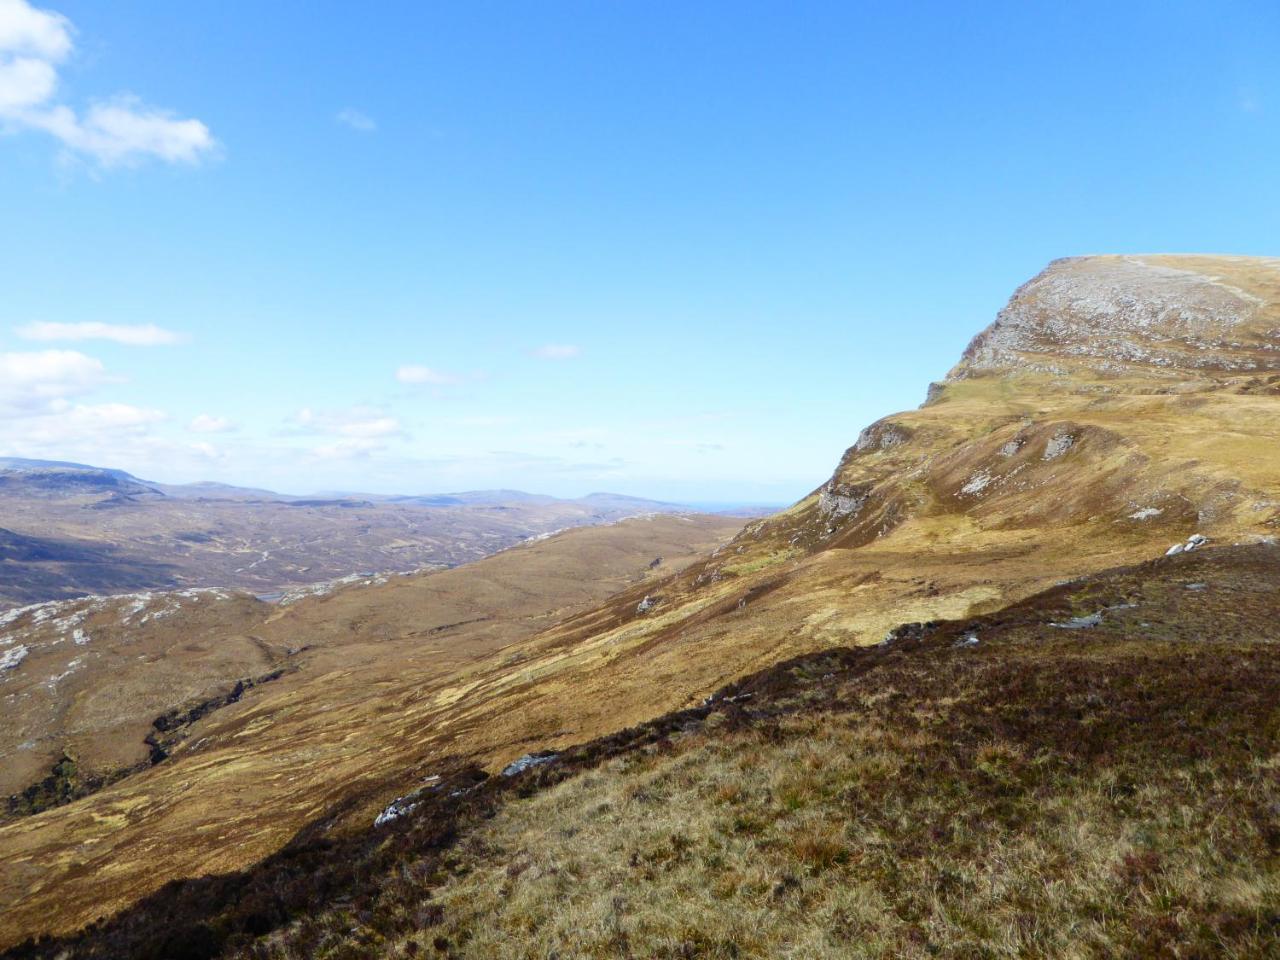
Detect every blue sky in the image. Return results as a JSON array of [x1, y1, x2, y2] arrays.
[[1, 1, 1277, 502]]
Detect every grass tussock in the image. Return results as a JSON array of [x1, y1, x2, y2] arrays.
[[365, 646, 1277, 960]]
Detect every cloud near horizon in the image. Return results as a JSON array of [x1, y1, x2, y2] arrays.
[[0, 0, 216, 166], [17, 321, 185, 345], [288, 407, 405, 461], [189, 413, 235, 434], [0, 348, 106, 412], [292, 406, 403, 439]]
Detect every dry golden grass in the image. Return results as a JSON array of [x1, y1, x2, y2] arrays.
[[172, 545, 1275, 960], [400, 714, 1273, 958], [10, 544, 1278, 959], [0, 515, 743, 945]]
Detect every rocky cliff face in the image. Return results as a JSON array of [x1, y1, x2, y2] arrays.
[[950, 254, 1280, 379], [750, 255, 1280, 561]]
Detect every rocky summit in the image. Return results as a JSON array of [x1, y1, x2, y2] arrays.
[[955, 255, 1280, 378]]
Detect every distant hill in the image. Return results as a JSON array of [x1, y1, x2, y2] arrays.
[[0, 461, 703, 608], [147, 480, 295, 501], [0, 457, 137, 480], [0, 458, 692, 512], [0, 460, 161, 502]]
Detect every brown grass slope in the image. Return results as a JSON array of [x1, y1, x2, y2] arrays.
[[0, 516, 741, 944], [6, 543, 1278, 959], [3, 254, 1280, 949]]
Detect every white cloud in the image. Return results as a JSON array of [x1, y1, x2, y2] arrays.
[[0, 343, 184, 473], [17, 320, 184, 345], [0, 400, 176, 483], [396, 364, 462, 386], [0, 401, 164, 454], [0, 349, 106, 412], [290, 406, 405, 461], [0, 0, 71, 59], [25, 97, 216, 166], [189, 413, 235, 434], [0, 0, 215, 167], [336, 107, 376, 132], [0, 52, 55, 110], [531, 344, 582, 360], [310, 437, 385, 460], [293, 406, 403, 439], [338, 416, 399, 438], [52, 401, 164, 430]]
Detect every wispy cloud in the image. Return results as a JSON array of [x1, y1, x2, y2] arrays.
[[445, 415, 518, 428], [0, 0, 216, 167], [665, 438, 726, 453], [531, 344, 582, 360], [293, 407, 401, 438], [396, 364, 462, 386], [289, 406, 405, 460], [189, 413, 236, 434], [50, 401, 164, 430], [310, 437, 386, 460], [0, 400, 171, 472], [17, 320, 185, 345], [336, 107, 376, 132], [188, 440, 222, 459]]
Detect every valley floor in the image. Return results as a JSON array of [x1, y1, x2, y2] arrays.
[[9, 544, 1278, 959]]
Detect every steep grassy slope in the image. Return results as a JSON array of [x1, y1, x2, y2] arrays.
[[7, 544, 1277, 959], [3, 254, 1279, 951], [0, 516, 742, 945], [0, 515, 739, 804]]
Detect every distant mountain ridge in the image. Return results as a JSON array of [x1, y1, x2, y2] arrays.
[[0, 457, 689, 510], [0, 459, 707, 608], [0, 459, 161, 502]]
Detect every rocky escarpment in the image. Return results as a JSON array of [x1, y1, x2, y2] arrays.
[[949, 255, 1280, 380], [699, 255, 1280, 568]]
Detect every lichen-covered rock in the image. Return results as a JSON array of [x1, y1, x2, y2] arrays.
[[501, 752, 558, 777], [960, 471, 993, 496], [1051, 612, 1103, 629], [855, 421, 910, 453], [0, 644, 29, 673], [1166, 533, 1209, 557], [373, 775, 442, 827], [1042, 433, 1075, 460], [817, 483, 867, 520]]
